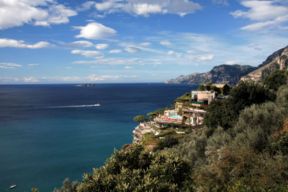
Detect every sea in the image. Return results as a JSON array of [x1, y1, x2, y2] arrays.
[[0, 83, 196, 192]]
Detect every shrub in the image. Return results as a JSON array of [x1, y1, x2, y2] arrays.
[[204, 100, 237, 129], [157, 136, 179, 150], [264, 70, 287, 91], [270, 134, 288, 155], [133, 115, 146, 123], [229, 81, 275, 113], [276, 85, 288, 113]]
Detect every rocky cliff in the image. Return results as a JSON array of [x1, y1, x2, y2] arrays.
[[241, 46, 288, 81], [167, 64, 256, 85]]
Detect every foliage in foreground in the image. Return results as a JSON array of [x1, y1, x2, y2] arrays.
[[54, 145, 191, 192], [205, 80, 275, 129]]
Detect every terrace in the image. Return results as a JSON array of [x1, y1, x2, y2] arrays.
[[154, 109, 183, 126]]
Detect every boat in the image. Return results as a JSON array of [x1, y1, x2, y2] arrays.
[[9, 185, 16, 189]]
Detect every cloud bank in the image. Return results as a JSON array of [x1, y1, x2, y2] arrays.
[[0, 0, 77, 29]]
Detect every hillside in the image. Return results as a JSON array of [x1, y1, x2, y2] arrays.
[[53, 73, 288, 192], [167, 64, 256, 85], [241, 46, 288, 81]]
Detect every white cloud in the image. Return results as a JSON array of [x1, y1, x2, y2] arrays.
[[195, 54, 215, 62], [71, 40, 94, 47], [124, 66, 132, 69], [59, 76, 81, 81], [231, 0, 288, 31], [33, 4, 77, 26], [0, 62, 22, 69], [74, 57, 140, 65], [132, 3, 162, 16], [140, 42, 151, 47], [0, 74, 138, 83], [28, 63, 39, 67], [23, 76, 39, 83], [241, 15, 288, 31], [0, 38, 49, 49], [95, 1, 117, 11], [75, 22, 117, 40], [109, 49, 122, 54], [0, 0, 77, 29], [86, 74, 137, 81], [77, 1, 96, 11], [71, 49, 103, 58], [167, 50, 175, 55], [0, 76, 39, 83], [95, 43, 109, 50], [40, 76, 82, 82], [160, 40, 172, 46], [167, 50, 181, 57], [87, 74, 120, 81], [136, 32, 288, 67], [224, 60, 238, 65], [125, 46, 141, 53], [212, 0, 229, 6], [92, 0, 201, 16]]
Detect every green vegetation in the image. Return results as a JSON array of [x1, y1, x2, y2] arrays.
[[146, 108, 167, 119], [205, 81, 275, 129], [175, 92, 191, 102], [54, 145, 191, 192], [51, 71, 288, 192], [133, 115, 146, 123], [157, 136, 179, 150], [198, 83, 231, 95], [264, 70, 288, 91]]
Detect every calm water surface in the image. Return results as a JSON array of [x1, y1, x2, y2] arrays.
[[0, 83, 195, 191]]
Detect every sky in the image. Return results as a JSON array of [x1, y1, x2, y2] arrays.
[[0, 0, 288, 84]]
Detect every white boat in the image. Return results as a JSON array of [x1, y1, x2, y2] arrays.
[[9, 185, 16, 189]]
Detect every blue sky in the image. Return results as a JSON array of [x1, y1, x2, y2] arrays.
[[0, 0, 288, 84]]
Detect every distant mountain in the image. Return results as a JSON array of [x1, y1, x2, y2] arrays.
[[241, 46, 288, 82], [167, 64, 256, 85]]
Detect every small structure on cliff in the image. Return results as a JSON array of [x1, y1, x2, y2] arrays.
[[191, 90, 215, 106], [132, 89, 217, 144], [182, 107, 206, 126]]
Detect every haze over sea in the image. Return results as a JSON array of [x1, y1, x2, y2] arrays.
[[0, 83, 195, 192]]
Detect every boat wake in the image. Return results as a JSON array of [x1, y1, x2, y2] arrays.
[[47, 104, 101, 109]]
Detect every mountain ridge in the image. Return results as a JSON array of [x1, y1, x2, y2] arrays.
[[167, 64, 256, 85], [241, 46, 288, 81], [167, 45, 288, 85]]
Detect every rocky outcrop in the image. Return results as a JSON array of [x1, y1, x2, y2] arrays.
[[241, 46, 288, 82], [133, 122, 157, 143], [167, 64, 255, 85]]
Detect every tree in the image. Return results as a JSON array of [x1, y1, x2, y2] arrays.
[[133, 115, 146, 123], [270, 134, 288, 155], [157, 136, 179, 150], [175, 92, 191, 102], [198, 84, 206, 91], [74, 145, 192, 192], [204, 100, 237, 129], [205, 81, 274, 130], [53, 178, 78, 192], [211, 86, 221, 95], [222, 84, 231, 95], [31, 188, 39, 192], [147, 108, 166, 119], [276, 85, 288, 112], [229, 81, 275, 113], [264, 70, 287, 91]]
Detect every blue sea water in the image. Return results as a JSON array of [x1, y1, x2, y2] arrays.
[[0, 83, 195, 192]]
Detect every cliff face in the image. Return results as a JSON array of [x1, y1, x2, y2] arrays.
[[167, 64, 256, 85], [241, 46, 288, 81]]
